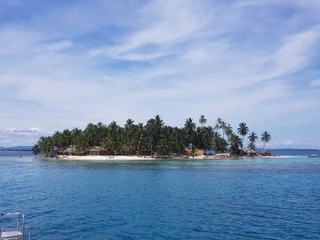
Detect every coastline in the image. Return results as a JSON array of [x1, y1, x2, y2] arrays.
[[51, 154, 283, 161], [57, 155, 155, 161], [55, 155, 209, 161]]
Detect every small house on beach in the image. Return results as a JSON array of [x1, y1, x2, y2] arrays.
[[62, 147, 75, 155], [243, 147, 257, 157], [88, 146, 107, 156]]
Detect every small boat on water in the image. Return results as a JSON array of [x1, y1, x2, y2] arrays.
[[308, 154, 320, 158], [1, 212, 31, 240]]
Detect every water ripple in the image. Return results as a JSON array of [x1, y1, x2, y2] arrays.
[[1, 155, 320, 239]]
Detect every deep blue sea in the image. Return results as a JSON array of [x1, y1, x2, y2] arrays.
[[1, 151, 320, 240]]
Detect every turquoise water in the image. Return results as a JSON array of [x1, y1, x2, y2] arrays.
[[1, 152, 320, 239]]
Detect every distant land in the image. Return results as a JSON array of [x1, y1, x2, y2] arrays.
[[0, 146, 33, 151], [265, 148, 320, 156]]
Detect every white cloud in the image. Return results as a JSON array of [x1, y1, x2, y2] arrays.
[[1, 127, 47, 147], [30, 127, 43, 132], [0, 26, 42, 54], [89, 0, 210, 61], [5, 127, 43, 134], [268, 27, 320, 76], [6, 128, 17, 132], [0, 0, 320, 148], [282, 139, 298, 146]]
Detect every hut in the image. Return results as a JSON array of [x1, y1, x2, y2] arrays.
[[88, 146, 107, 156], [243, 147, 257, 157], [247, 149, 257, 156], [62, 147, 75, 155]]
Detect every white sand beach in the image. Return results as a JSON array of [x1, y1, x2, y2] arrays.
[[55, 155, 210, 161], [53, 154, 282, 161]]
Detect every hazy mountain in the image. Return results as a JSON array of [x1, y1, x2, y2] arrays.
[[0, 146, 33, 151]]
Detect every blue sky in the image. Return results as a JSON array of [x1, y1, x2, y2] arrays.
[[0, 0, 320, 148]]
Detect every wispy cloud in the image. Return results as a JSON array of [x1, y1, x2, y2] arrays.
[[90, 0, 210, 61], [0, 0, 320, 148], [0, 127, 46, 147], [268, 26, 320, 76]]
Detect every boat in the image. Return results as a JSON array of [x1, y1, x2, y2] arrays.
[[1, 212, 31, 239], [308, 154, 320, 158]]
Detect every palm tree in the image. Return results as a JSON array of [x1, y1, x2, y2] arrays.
[[123, 119, 136, 155], [32, 144, 41, 155], [197, 126, 213, 150], [215, 117, 221, 130], [83, 123, 99, 147], [212, 131, 227, 153], [173, 127, 185, 155], [35, 136, 54, 157], [135, 123, 145, 155], [100, 121, 122, 155], [32, 116, 272, 158], [51, 129, 73, 153], [182, 118, 197, 156], [237, 122, 249, 148], [184, 118, 196, 147], [248, 131, 258, 150], [73, 133, 88, 154], [261, 131, 271, 150], [145, 115, 164, 156], [225, 124, 233, 143], [229, 134, 242, 155], [71, 128, 85, 154], [156, 139, 170, 157], [199, 115, 207, 128]]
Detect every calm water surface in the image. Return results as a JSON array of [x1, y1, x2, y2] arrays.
[[1, 152, 320, 239]]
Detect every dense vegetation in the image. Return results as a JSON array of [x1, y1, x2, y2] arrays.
[[32, 115, 271, 157]]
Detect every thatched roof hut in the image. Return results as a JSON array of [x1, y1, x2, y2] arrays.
[[243, 147, 257, 156], [62, 147, 75, 155], [88, 146, 107, 155]]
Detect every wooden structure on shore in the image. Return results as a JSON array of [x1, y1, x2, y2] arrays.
[[88, 146, 107, 155]]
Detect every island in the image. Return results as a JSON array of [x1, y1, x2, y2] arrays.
[[32, 116, 272, 160]]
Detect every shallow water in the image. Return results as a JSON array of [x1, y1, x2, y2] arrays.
[[1, 152, 320, 239]]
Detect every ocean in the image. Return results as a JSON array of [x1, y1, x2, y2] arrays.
[[1, 151, 320, 239]]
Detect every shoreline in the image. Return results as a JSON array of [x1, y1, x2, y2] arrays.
[[55, 155, 209, 161], [50, 154, 284, 161]]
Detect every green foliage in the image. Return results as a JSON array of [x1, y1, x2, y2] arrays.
[[212, 132, 228, 153], [229, 134, 242, 155], [199, 114, 207, 127], [248, 131, 258, 150], [237, 122, 249, 148], [33, 116, 271, 157], [261, 131, 271, 150], [183, 118, 196, 147]]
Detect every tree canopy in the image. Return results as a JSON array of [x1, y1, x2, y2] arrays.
[[33, 116, 271, 157], [261, 131, 271, 150]]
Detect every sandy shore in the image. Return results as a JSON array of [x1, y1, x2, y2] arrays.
[[55, 155, 210, 161], [53, 155, 283, 161]]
